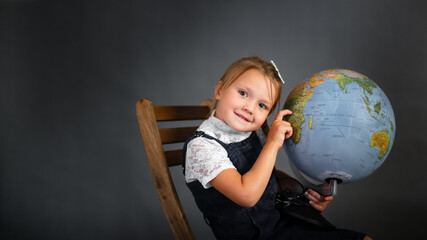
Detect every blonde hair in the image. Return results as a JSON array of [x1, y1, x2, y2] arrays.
[[214, 56, 283, 114]]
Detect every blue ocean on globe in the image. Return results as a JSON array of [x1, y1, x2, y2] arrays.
[[283, 69, 395, 184]]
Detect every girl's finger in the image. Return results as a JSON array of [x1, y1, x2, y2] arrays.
[[274, 109, 292, 121]]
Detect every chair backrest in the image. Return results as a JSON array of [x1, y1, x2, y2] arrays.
[[136, 98, 213, 240]]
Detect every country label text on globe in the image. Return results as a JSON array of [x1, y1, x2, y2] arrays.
[[283, 69, 395, 184]]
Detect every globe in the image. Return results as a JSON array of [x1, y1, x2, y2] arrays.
[[283, 69, 395, 184]]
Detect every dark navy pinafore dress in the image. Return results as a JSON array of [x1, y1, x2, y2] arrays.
[[182, 131, 281, 240]]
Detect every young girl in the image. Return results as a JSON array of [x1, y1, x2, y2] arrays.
[[183, 56, 370, 240]]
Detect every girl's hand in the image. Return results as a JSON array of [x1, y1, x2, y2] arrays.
[[304, 189, 333, 212], [267, 109, 293, 149]]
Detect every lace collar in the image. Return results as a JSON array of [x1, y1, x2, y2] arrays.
[[198, 111, 252, 144]]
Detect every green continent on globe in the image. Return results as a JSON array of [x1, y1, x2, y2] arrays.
[[334, 71, 382, 120], [370, 130, 391, 159], [374, 101, 381, 114], [284, 75, 324, 144], [308, 116, 313, 130], [334, 71, 377, 94]]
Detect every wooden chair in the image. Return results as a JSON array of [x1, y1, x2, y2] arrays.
[[136, 98, 213, 240]]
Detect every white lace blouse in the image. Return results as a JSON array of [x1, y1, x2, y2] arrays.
[[184, 112, 266, 189]]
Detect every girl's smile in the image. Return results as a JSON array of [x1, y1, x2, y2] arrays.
[[235, 112, 251, 122]]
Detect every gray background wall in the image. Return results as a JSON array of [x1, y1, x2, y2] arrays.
[[2, 0, 426, 239]]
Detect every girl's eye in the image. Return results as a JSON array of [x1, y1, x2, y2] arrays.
[[239, 90, 248, 97], [259, 103, 267, 110]]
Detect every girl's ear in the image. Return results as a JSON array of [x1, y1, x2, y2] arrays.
[[214, 81, 223, 100]]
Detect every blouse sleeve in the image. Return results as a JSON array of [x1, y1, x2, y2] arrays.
[[185, 137, 236, 189]]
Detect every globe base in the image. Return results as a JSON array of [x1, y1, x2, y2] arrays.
[[276, 177, 336, 230], [325, 178, 339, 196]]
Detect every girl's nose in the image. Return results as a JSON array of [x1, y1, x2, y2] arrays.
[[243, 100, 255, 114]]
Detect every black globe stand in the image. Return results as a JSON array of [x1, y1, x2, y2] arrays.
[[275, 177, 340, 230]]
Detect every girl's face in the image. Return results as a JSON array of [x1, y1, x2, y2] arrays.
[[214, 69, 276, 132]]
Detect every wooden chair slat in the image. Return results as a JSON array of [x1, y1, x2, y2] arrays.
[[154, 105, 210, 121], [159, 127, 198, 144]]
